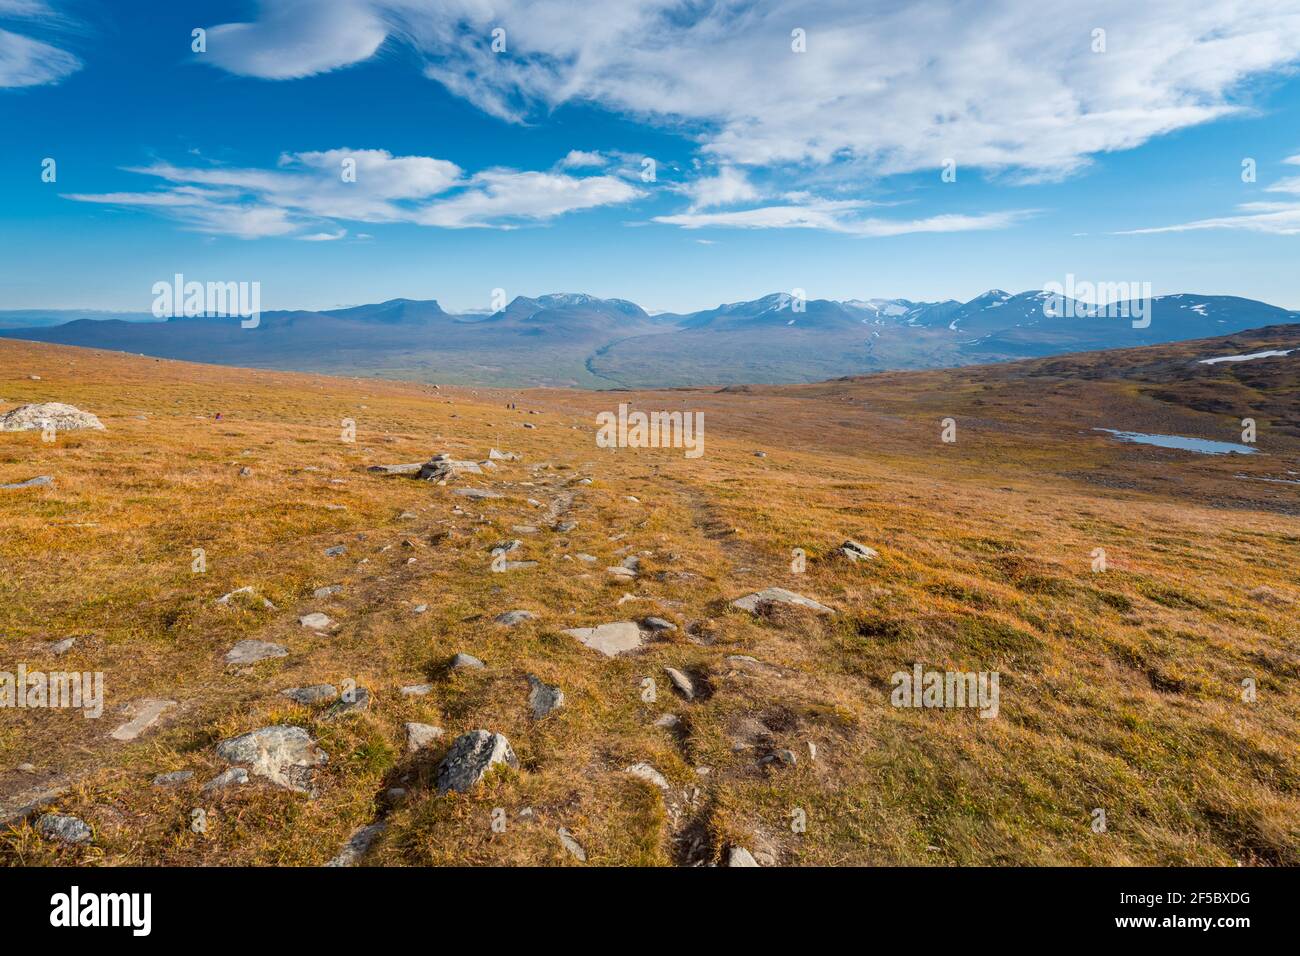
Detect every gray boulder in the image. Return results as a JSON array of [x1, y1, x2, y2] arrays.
[[37, 813, 92, 844], [435, 730, 519, 794], [215, 725, 328, 793], [731, 587, 833, 616]]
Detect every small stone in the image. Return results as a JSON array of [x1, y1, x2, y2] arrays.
[[494, 610, 535, 626], [840, 539, 879, 562], [435, 730, 519, 794], [325, 687, 371, 717], [450, 653, 485, 670], [313, 585, 342, 599], [405, 722, 444, 753], [48, 637, 76, 655], [555, 521, 577, 533], [238, 467, 252, 478], [728, 846, 760, 867], [731, 587, 834, 616], [664, 667, 695, 701], [109, 699, 176, 742], [224, 640, 287, 665], [281, 684, 338, 705], [0, 475, 53, 490], [642, 617, 676, 632], [324, 545, 347, 557], [325, 823, 387, 867], [16, 762, 37, 773], [201, 767, 249, 793], [557, 827, 587, 862], [527, 675, 564, 719], [37, 813, 92, 845], [413, 604, 428, 614], [152, 770, 194, 787], [625, 762, 669, 790], [400, 683, 433, 696], [653, 713, 680, 729], [761, 749, 797, 768], [453, 488, 502, 500], [299, 612, 333, 630]]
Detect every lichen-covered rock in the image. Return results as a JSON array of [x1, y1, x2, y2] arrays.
[[215, 725, 327, 793], [435, 730, 518, 794], [0, 403, 104, 432]]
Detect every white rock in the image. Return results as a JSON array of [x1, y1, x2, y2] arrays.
[[405, 722, 444, 753], [728, 846, 760, 867], [625, 762, 669, 790], [731, 587, 834, 616], [564, 621, 645, 657], [557, 827, 587, 862], [214, 725, 328, 793], [664, 667, 695, 701], [109, 699, 176, 742], [0, 403, 104, 432]]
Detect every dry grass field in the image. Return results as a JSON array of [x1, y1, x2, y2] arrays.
[[1, 330, 1297, 866]]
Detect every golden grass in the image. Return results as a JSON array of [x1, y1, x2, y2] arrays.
[[1, 338, 1296, 866]]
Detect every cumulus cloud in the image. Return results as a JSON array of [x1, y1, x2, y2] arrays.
[[63, 148, 642, 237], [681, 166, 760, 210], [558, 150, 608, 169], [199, 0, 1300, 181], [0, 1, 80, 87]]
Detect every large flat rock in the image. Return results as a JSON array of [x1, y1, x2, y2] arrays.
[[563, 621, 645, 657]]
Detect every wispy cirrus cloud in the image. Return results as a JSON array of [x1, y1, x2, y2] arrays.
[[0, 0, 80, 87], [1118, 154, 1300, 235], [63, 148, 644, 237], [655, 200, 1035, 237]]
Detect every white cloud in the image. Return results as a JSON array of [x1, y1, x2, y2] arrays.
[[558, 150, 608, 169], [0, 2, 80, 87], [1119, 155, 1300, 235], [205, 0, 387, 80], [414, 169, 642, 228], [654, 200, 1033, 236], [64, 148, 641, 236], [682, 166, 759, 210], [199, 0, 1300, 180]]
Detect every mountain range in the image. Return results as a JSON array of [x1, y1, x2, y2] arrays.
[[3, 290, 1296, 389]]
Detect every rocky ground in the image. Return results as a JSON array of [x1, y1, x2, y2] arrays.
[[1, 338, 1296, 866]]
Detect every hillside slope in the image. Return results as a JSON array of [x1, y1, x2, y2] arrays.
[[1, 331, 1297, 866]]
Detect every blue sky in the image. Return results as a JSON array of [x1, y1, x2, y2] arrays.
[[2, 0, 1300, 313]]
